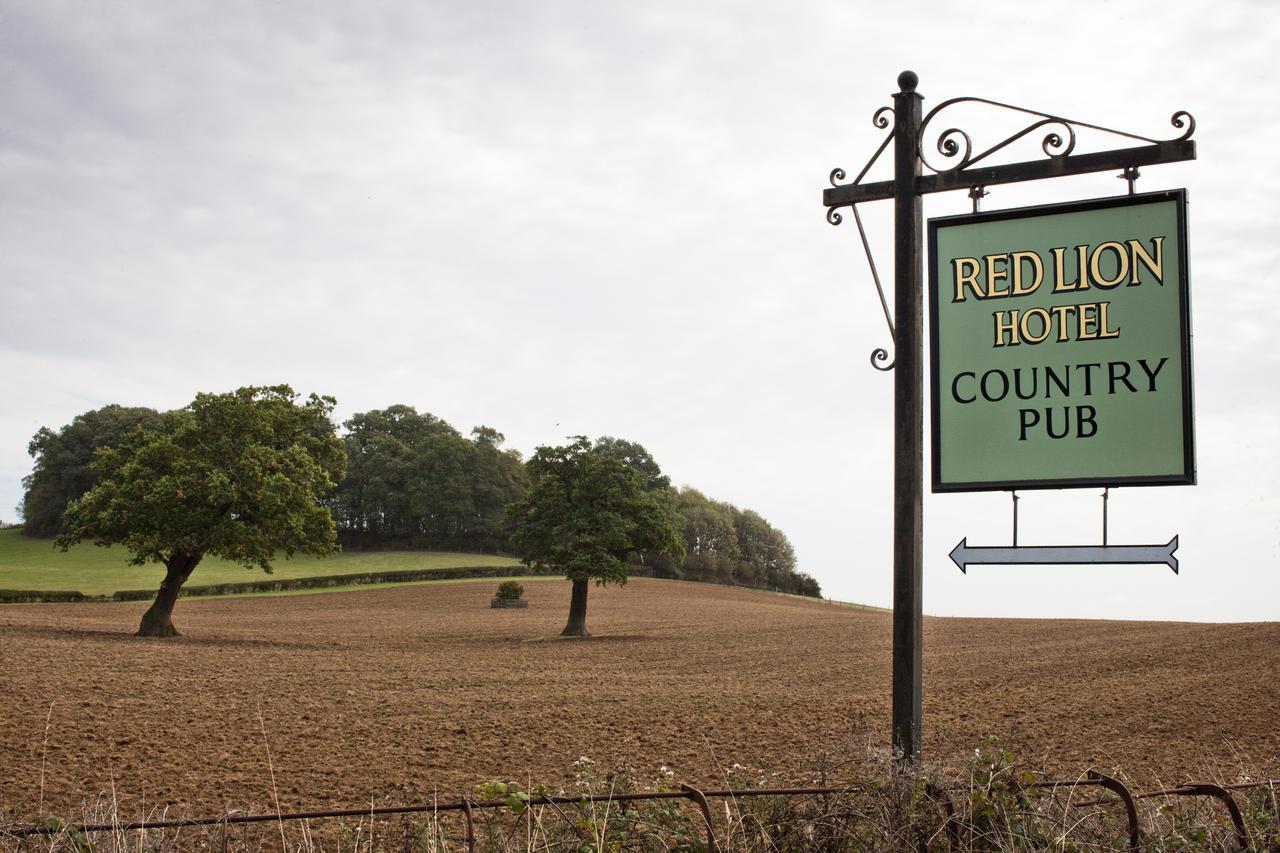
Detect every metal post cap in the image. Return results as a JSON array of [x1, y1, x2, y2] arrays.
[[897, 70, 918, 92]]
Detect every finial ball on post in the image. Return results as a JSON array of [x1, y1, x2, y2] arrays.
[[897, 70, 918, 93]]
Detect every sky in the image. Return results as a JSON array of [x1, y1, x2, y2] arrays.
[[2, 0, 1277, 622]]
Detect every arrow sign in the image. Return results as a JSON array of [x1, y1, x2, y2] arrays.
[[949, 536, 1179, 574]]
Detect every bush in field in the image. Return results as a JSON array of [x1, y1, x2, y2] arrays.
[[495, 580, 524, 601]]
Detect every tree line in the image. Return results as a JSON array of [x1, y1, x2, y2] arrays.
[[21, 393, 820, 632], [331, 405, 528, 552]]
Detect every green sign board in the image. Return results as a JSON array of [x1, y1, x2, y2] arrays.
[[929, 191, 1195, 492]]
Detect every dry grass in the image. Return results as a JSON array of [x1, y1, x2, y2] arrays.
[[4, 741, 1276, 851]]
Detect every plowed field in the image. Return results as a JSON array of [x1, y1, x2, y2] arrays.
[[1, 579, 1277, 821]]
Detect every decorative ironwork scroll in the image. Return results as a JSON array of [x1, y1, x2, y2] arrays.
[[824, 93, 1196, 375], [828, 106, 897, 370], [823, 99, 1197, 210], [826, 105, 895, 224], [916, 96, 1195, 176]]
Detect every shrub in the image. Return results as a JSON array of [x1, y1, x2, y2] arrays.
[[495, 580, 524, 601]]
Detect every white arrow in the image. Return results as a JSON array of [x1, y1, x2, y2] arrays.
[[949, 536, 1179, 574]]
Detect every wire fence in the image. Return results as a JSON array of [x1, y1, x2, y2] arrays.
[[4, 772, 1278, 851]]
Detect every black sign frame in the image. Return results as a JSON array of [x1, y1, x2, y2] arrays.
[[927, 190, 1196, 493]]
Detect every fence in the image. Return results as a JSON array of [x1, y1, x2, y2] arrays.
[[5, 773, 1278, 851]]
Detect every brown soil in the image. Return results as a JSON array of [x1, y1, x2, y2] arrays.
[[1, 579, 1276, 821]]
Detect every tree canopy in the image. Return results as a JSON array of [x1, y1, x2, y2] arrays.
[[58, 385, 346, 636], [331, 406, 526, 551], [21, 405, 161, 537], [591, 436, 671, 491], [508, 436, 685, 636], [672, 487, 819, 597]]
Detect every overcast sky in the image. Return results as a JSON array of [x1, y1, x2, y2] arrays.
[[2, 0, 1277, 621]]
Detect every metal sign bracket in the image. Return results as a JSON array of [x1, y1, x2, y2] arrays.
[[820, 71, 1196, 762], [982, 486, 1178, 572], [1010, 485, 1114, 547]]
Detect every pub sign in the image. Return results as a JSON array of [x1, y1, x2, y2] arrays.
[[929, 191, 1194, 492]]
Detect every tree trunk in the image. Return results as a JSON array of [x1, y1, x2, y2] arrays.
[[560, 577, 590, 638], [136, 552, 202, 637]]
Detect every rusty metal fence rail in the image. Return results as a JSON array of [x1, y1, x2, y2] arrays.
[[1028, 775, 1277, 852], [4, 776, 1277, 851]]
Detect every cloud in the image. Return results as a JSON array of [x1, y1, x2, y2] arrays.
[[2, 0, 1278, 619]]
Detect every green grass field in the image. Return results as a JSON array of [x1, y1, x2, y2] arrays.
[[0, 528, 521, 596]]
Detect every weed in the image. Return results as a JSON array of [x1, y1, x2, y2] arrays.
[[5, 744, 1276, 851]]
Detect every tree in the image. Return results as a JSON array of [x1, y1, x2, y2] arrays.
[[592, 435, 685, 578], [591, 436, 670, 491], [675, 487, 741, 583], [334, 405, 468, 542], [58, 386, 346, 637], [730, 507, 809, 592], [330, 408, 526, 550], [466, 426, 527, 551], [21, 405, 162, 537], [508, 436, 684, 637]]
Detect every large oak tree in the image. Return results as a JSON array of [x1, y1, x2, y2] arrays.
[[508, 436, 683, 637], [58, 386, 346, 637]]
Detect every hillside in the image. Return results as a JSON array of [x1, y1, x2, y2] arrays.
[[1, 577, 1275, 822], [0, 528, 520, 596]]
